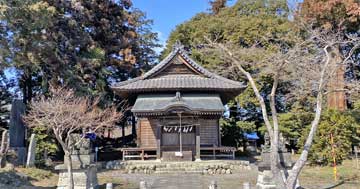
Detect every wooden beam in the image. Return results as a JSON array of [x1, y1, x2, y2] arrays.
[[195, 126, 201, 161], [156, 126, 161, 160]]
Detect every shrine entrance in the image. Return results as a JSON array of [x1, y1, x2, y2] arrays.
[[161, 126, 195, 146], [159, 114, 199, 161]]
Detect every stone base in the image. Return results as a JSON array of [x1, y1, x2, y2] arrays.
[[56, 164, 98, 189], [256, 170, 277, 189], [104, 160, 251, 175]]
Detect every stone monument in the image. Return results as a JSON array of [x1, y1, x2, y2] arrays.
[[26, 134, 37, 167], [55, 134, 98, 189], [0, 130, 10, 168], [9, 100, 27, 165], [256, 132, 293, 189]]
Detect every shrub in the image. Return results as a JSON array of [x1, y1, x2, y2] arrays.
[[299, 110, 359, 165]]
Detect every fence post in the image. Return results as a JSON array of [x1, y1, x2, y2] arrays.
[[106, 183, 113, 189], [209, 180, 217, 189], [140, 181, 148, 189], [243, 182, 250, 189]]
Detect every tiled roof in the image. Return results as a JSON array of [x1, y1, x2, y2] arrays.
[[114, 74, 243, 91], [111, 42, 245, 93], [132, 93, 224, 115]]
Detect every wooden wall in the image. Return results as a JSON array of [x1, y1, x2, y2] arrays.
[[199, 119, 219, 146], [137, 117, 220, 148], [137, 118, 157, 148], [152, 55, 199, 78]]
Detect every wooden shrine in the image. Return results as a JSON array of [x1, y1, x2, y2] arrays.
[[112, 42, 245, 161]]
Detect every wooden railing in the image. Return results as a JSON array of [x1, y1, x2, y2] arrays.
[[120, 146, 237, 160], [200, 146, 236, 160]]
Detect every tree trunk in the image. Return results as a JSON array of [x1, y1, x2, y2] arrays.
[[65, 151, 74, 189], [269, 74, 286, 188], [327, 46, 346, 111], [285, 45, 331, 189], [21, 74, 33, 104]]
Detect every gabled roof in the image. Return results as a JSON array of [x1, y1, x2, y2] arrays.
[[111, 42, 245, 96]]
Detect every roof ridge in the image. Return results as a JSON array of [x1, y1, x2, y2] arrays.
[[111, 42, 244, 88]]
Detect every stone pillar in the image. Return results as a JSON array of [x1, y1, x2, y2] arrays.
[[26, 134, 36, 168], [9, 100, 27, 165], [209, 180, 217, 189], [156, 126, 161, 161], [0, 130, 9, 168], [243, 182, 250, 189], [256, 132, 293, 189], [106, 183, 113, 189], [139, 181, 148, 189], [195, 126, 201, 161]]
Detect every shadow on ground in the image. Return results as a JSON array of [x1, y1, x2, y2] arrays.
[[0, 170, 56, 189]]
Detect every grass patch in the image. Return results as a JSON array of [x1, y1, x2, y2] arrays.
[[16, 167, 54, 181], [301, 159, 359, 180], [300, 159, 360, 188]]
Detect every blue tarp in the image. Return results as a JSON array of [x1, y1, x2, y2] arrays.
[[243, 132, 259, 140], [85, 132, 96, 140]]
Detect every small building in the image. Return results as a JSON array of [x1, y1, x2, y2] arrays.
[[112, 42, 245, 161]]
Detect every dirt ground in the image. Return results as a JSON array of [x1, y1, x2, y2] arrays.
[[96, 160, 360, 189], [97, 169, 259, 189], [0, 159, 359, 189]]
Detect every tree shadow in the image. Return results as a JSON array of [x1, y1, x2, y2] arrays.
[[0, 169, 57, 189]]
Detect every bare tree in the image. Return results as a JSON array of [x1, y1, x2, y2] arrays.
[[23, 88, 124, 189], [204, 28, 360, 188]]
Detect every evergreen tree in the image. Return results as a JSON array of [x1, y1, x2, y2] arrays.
[[299, 110, 360, 165], [0, 0, 159, 103], [0, 73, 13, 130], [163, 0, 294, 140]]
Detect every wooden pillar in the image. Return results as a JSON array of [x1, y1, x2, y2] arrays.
[[121, 124, 125, 138], [217, 119, 221, 147], [132, 115, 136, 136], [156, 126, 161, 160], [195, 125, 201, 161]]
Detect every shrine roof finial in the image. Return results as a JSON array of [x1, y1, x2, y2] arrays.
[[172, 40, 185, 51]]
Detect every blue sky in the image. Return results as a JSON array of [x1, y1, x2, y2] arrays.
[[131, 0, 300, 51], [131, 0, 236, 51]]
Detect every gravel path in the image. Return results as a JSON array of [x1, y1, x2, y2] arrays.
[[99, 169, 259, 189]]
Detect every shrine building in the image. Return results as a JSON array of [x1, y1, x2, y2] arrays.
[[112, 43, 245, 161]]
